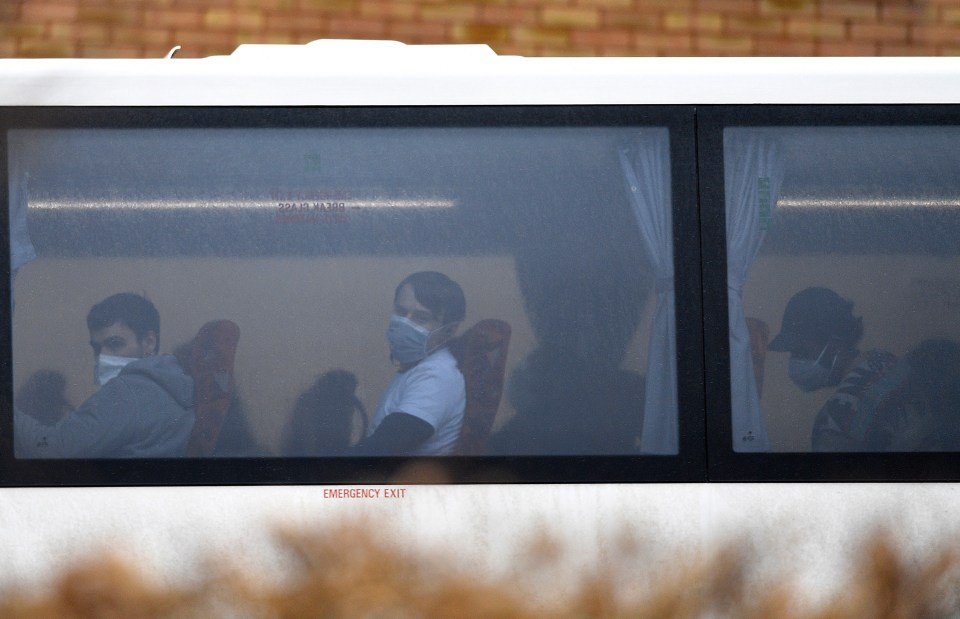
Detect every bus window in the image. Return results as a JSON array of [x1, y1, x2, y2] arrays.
[[5, 108, 700, 483], [726, 125, 960, 454]]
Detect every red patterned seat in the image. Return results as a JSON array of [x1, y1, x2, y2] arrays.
[[449, 319, 511, 456], [185, 320, 240, 457]]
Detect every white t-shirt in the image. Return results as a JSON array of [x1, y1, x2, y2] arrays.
[[368, 348, 466, 456]]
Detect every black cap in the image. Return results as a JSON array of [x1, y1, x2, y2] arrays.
[[768, 287, 858, 353]]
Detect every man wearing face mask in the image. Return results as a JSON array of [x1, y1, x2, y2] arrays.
[[14, 293, 194, 458], [353, 272, 466, 456], [769, 287, 903, 452]]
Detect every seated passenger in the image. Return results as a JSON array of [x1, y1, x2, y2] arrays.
[[487, 344, 644, 455], [768, 287, 902, 452], [353, 272, 466, 456], [14, 293, 194, 458], [15, 369, 73, 427], [281, 370, 366, 457]]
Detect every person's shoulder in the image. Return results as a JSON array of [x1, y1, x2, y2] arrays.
[[116, 354, 193, 404], [419, 347, 460, 372], [405, 348, 464, 389], [124, 354, 186, 375]]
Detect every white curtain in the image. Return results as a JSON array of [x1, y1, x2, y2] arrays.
[[8, 132, 37, 304], [724, 130, 784, 452], [619, 129, 677, 454]]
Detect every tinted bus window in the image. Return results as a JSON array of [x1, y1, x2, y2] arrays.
[[725, 125, 960, 455], [4, 109, 701, 483]]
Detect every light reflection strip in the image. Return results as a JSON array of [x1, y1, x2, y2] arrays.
[[30, 199, 458, 210], [779, 198, 960, 208]]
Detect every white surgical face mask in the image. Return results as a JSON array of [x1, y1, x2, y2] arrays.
[[95, 354, 138, 386], [788, 343, 838, 392], [788, 358, 833, 392], [387, 314, 439, 365]]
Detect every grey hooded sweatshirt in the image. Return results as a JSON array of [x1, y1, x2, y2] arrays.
[[15, 355, 194, 458]]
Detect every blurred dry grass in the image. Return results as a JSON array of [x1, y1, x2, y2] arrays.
[[1, 521, 959, 618]]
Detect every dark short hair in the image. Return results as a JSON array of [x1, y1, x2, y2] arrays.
[[86, 293, 160, 345], [395, 272, 466, 324]]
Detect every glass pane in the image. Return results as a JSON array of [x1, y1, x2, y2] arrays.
[[728, 126, 960, 453], [9, 125, 676, 458]]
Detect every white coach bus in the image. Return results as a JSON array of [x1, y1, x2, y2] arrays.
[[2, 41, 960, 589]]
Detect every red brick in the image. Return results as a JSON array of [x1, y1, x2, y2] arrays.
[[542, 7, 600, 28], [819, 3, 878, 21], [634, 30, 693, 52], [0, 23, 47, 38], [326, 17, 388, 38], [78, 7, 140, 26], [21, 2, 80, 22], [604, 10, 661, 29], [508, 0, 566, 7], [79, 43, 144, 58], [173, 29, 237, 47], [755, 37, 815, 54], [574, 0, 633, 8], [48, 22, 75, 41], [700, 0, 758, 16], [850, 22, 908, 42], [880, 43, 940, 56], [724, 15, 782, 36], [493, 42, 539, 56], [665, 12, 723, 32], [880, 5, 930, 22], [786, 18, 845, 40], [0, 0, 16, 20], [758, 0, 816, 17], [696, 33, 753, 54], [74, 22, 113, 45], [204, 9, 235, 29], [123, 29, 176, 50], [358, 0, 417, 20], [388, 21, 449, 41], [944, 8, 960, 25], [299, 0, 357, 14], [452, 24, 512, 44], [265, 13, 326, 31], [513, 26, 571, 47], [203, 8, 263, 32], [481, 6, 536, 25], [235, 0, 291, 8], [598, 45, 642, 56], [19, 41, 75, 57], [143, 9, 202, 30], [908, 24, 958, 45], [571, 27, 631, 48], [637, 0, 693, 10], [817, 40, 879, 55], [420, 4, 479, 22], [258, 32, 296, 44]]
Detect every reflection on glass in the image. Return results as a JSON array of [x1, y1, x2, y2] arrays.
[[9, 126, 676, 458], [729, 127, 960, 453]]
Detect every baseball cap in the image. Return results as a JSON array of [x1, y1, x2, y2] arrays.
[[768, 287, 857, 353]]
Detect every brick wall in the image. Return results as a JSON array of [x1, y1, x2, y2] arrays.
[[2, 0, 958, 58]]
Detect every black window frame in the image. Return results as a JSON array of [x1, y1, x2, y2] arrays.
[[700, 104, 960, 482]]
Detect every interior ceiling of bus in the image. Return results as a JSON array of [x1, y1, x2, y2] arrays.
[[14, 126, 960, 256]]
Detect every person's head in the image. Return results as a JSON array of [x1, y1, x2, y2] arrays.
[[388, 272, 465, 366], [86, 293, 160, 360], [769, 287, 863, 391]]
